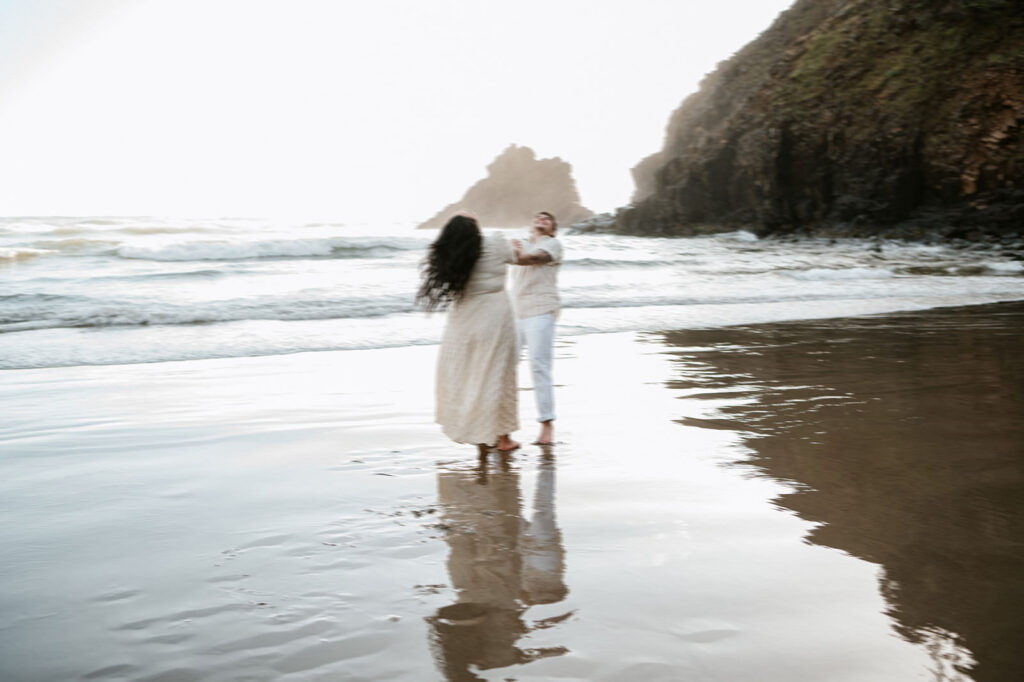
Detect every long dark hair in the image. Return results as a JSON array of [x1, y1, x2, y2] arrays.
[[417, 214, 482, 311]]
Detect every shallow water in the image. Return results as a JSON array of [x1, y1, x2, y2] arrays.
[[1, 304, 1022, 680], [662, 301, 1024, 682]]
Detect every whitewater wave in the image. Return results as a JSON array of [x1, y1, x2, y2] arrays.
[[29, 238, 121, 255], [982, 260, 1024, 273], [0, 247, 52, 262], [720, 230, 760, 242], [785, 267, 896, 281], [4, 217, 1024, 370], [0, 294, 417, 332], [117, 236, 426, 261], [566, 257, 694, 269]]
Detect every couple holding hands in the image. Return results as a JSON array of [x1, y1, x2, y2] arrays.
[[418, 211, 563, 454]]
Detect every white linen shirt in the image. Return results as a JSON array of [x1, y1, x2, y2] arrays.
[[511, 235, 563, 319]]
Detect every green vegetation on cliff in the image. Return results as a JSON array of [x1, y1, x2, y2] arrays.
[[619, 0, 1024, 239]]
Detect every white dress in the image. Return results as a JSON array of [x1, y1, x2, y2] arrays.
[[435, 234, 519, 445]]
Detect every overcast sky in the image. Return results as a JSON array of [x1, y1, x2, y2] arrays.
[[0, 0, 794, 223]]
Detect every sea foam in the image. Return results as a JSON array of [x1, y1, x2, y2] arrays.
[[117, 236, 422, 261]]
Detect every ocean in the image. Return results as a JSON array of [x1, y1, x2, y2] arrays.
[[2, 215, 1023, 370]]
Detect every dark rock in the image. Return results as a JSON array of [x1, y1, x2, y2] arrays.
[[568, 212, 618, 234], [618, 0, 1024, 241], [416, 144, 592, 229]]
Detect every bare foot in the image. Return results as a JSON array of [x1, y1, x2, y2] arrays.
[[534, 421, 554, 445], [496, 435, 520, 452]]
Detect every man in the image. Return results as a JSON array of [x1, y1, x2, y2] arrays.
[[510, 211, 563, 445]]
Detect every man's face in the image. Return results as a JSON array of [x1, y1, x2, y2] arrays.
[[531, 214, 555, 237]]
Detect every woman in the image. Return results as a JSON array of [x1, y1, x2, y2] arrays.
[[418, 213, 520, 453]]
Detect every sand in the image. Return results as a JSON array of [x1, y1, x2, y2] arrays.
[[2, 302, 1022, 681]]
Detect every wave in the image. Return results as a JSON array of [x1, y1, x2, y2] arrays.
[[116, 236, 427, 261], [981, 260, 1024, 273], [75, 218, 128, 226], [784, 267, 896, 281], [29, 238, 122, 254], [0, 293, 85, 306], [566, 257, 697, 269], [117, 226, 225, 235], [0, 294, 418, 332], [102, 268, 229, 282], [558, 289, 904, 311], [8, 297, 1024, 370], [22, 225, 225, 238], [8, 264, 1023, 333], [783, 263, 1022, 280], [0, 247, 52, 262], [4, 269, 231, 287], [721, 230, 761, 242]]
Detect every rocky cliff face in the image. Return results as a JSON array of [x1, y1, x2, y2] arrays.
[[417, 144, 592, 229], [618, 0, 1024, 239]]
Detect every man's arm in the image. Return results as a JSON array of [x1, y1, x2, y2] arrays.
[[511, 239, 555, 266], [515, 250, 553, 266]]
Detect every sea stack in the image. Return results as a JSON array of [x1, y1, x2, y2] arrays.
[[617, 0, 1024, 240], [417, 144, 593, 229]]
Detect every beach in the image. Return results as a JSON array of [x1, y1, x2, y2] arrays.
[[3, 0, 1023, 677], [3, 301, 1022, 681]]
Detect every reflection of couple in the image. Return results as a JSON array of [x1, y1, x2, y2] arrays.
[[418, 212, 563, 452], [427, 452, 569, 680]]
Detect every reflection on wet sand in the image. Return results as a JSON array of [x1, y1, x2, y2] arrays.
[[428, 449, 569, 681], [662, 302, 1024, 682]]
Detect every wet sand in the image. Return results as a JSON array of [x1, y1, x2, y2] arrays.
[[1, 301, 1022, 681]]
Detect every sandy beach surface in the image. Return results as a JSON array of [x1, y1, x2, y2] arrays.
[[2, 301, 1022, 681]]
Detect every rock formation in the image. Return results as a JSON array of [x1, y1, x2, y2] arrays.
[[417, 144, 593, 229], [616, 0, 1024, 239]]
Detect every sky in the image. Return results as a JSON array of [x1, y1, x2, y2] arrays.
[[0, 0, 795, 224]]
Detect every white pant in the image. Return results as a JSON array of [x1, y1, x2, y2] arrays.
[[517, 313, 555, 423]]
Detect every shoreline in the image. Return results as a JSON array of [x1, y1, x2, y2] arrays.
[[5, 295, 1024, 372], [2, 300, 1022, 680], [571, 213, 1024, 253]]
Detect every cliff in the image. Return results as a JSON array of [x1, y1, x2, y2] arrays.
[[617, 0, 1024, 239], [417, 144, 592, 229]]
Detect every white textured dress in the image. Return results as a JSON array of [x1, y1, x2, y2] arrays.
[[435, 234, 519, 445]]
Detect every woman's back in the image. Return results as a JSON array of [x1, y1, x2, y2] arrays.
[[435, 231, 518, 446], [462, 234, 513, 298]]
